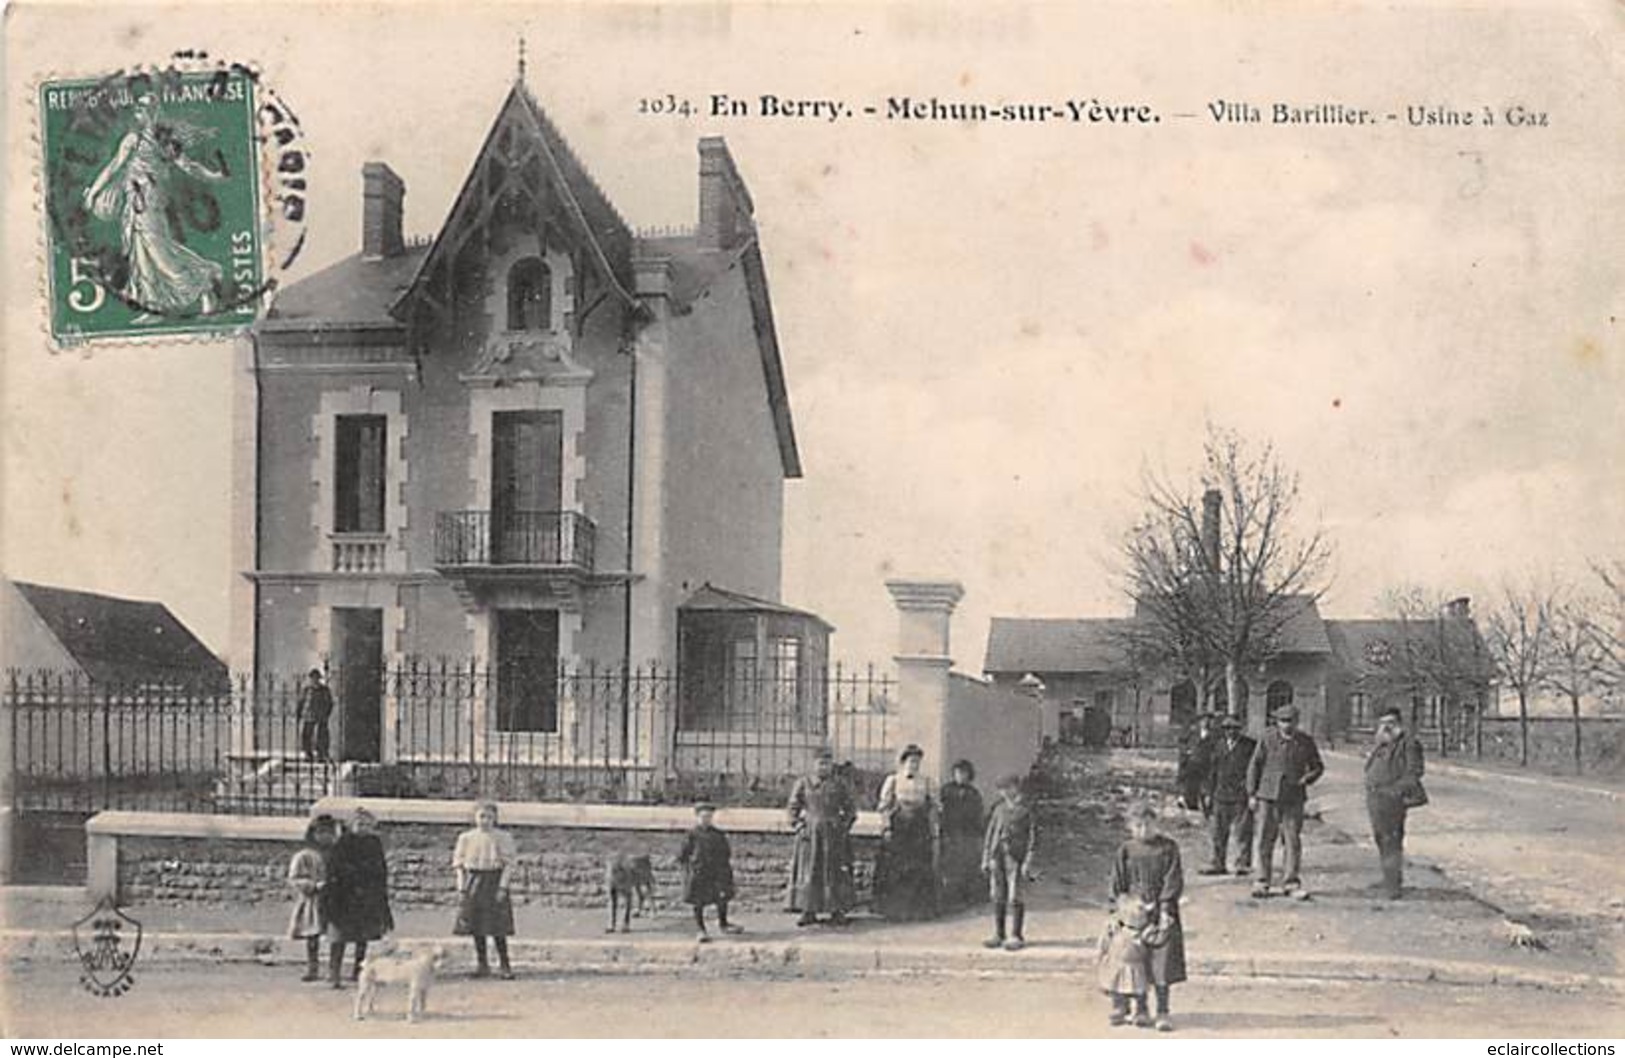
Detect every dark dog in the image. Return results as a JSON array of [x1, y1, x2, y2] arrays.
[[605, 853, 656, 932]]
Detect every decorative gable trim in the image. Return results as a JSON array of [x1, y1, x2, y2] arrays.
[[392, 83, 641, 328]]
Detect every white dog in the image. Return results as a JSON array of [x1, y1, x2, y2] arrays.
[[354, 944, 447, 1023]]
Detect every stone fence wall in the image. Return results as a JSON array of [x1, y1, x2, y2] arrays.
[[1474, 716, 1625, 778], [93, 798, 882, 912]]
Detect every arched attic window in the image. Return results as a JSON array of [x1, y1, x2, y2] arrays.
[[506, 256, 552, 332]]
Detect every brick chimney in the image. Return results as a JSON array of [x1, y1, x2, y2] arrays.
[[362, 162, 406, 259], [1200, 488, 1223, 571], [697, 137, 754, 251]]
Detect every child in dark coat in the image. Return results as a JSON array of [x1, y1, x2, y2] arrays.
[[678, 802, 742, 943]]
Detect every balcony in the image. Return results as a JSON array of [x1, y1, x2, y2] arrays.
[[434, 510, 596, 574], [330, 533, 389, 573]]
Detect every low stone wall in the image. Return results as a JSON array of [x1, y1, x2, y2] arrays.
[[1475, 716, 1625, 778], [96, 799, 882, 912]]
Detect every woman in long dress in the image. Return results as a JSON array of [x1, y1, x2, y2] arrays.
[[81, 93, 225, 321], [937, 759, 986, 911], [1107, 801, 1187, 1032], [875, 744, 939, 921], [324, 807, 394, 986], [452, 801, 517, 979]]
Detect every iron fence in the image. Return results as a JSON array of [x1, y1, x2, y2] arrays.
[[5, 661, 894, 815]]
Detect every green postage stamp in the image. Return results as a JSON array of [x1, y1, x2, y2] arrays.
[[40, 67, 268, 343]]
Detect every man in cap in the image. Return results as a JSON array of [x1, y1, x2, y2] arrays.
[[1199, 714, 1257, 876], [296, 668, 334, 762], [1245, 701, 1323, 898], [1364, 705, 1427, 899]]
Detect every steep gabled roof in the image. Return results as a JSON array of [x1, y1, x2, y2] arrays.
[[984, 618, 1135, 675], [1269, 594, 1333, 655], [11, 581, 227, 688], [393, 81, 637, 321]]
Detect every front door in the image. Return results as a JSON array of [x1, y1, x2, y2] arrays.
[[495, 609, 560, 733], [491, 411, 563, 563], [332, 608, 383, 762]]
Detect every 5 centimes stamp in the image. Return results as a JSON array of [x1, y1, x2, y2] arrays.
[[71, 896, 142, 998], [40, 64, 269, 344]]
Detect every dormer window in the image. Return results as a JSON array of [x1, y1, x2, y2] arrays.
[[506, 256, 552, 332]]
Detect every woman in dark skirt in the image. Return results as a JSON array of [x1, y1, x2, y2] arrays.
[[325, 807, 394, 987], [938, 759, 986, 911], [875, 744, 939, 921], [1108, 801, 1187, 1032], [452, 801, 517, 979]]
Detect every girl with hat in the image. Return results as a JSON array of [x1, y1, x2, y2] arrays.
[[875, 743, 939, 921]]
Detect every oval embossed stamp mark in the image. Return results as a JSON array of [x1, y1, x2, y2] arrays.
[[39, 53, 309, 346]]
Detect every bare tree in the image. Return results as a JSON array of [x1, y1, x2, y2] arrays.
[[1543, 593, 1606, 775], [1370, 586, 1493, 757], [1590, 560, 1625, 696], [1119, 427, 1333, 727], [1484, 583, 1552, 768]]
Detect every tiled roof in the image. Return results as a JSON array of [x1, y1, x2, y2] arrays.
[[987, 595, 1331, 676], [1129, 593, 1330, 655], [261, 246, 429, 330], [983, 618, 1135, 675], [680, 583, 833, 630], [11, 581, 227, 688], [1324, 618, 1494, 680]]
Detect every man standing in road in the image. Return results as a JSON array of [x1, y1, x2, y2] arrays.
[[1245, 703, 1323, 899], [1199, 714, 1256, 877], [297, 668, 334, 762], [1364, 705, 1427, 899]]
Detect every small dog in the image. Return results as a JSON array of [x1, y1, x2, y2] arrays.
[[605, 853, 656, 933], [354, 944, 446, 1023]]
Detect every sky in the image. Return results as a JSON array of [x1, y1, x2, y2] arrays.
[[4, 1, 1623, 670]]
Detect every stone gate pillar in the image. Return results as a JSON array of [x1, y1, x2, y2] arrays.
[[885, 579, 964, 783]]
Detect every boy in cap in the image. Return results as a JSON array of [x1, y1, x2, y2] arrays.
[[678, 802, 742, 942], [1245, 702, 1324, 898], [981, 773, 1037, 950]]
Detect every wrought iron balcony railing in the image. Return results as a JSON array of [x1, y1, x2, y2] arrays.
[[433, 510, 596, 572]]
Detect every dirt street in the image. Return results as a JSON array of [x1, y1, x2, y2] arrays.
[[5, 961, 1623, 1038]]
